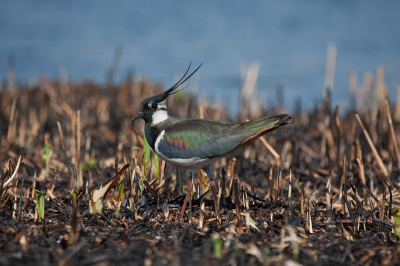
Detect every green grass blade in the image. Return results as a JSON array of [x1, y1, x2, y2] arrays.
[[143, 134, 151, 176], [36, 191, 45, 222], [153, 152, 159, 182]]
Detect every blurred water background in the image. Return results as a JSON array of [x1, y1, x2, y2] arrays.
[[1, 1, 400, 114]]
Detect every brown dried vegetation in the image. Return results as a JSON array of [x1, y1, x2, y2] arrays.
[[1, 67, 400, 265]]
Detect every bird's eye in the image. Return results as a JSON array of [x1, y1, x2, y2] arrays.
[[150, 103, 158, 110]]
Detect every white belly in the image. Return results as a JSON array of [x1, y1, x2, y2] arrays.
[[156, 152, 216, 169]]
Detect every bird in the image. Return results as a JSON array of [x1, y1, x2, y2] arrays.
[[131, 63, 291, 219]]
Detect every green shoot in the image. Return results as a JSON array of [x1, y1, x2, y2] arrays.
[[115, 207, 120, 219], [72, 191, 78, 203], [115, 182, 124, 218], [81, 159, 97, 171], [393, 209, 400, 237], [118, 182, 124, 201], [153, 152, 160, 183], [36, 190, 45, 222], [143, 134, 151, 176], [43, 143, 52, 177], [139, 173, 146, 194], [240, 213, 258, 226], [90, 198, 103, 214], [212, 233, 222, 259]]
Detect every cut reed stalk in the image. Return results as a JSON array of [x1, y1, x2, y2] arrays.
[[288, 171, 293, 214], [334, 105, 341, 158], [300, 182, 305, 215], [57, 121, 65, 150], [349, 72, 357, 108], [199, 105, 204, 119], [385, 100, 400, 170], [76, 110, 82, 188], [260, 137, 280, 165], [198, 199, 204, 229], [394, 85, 400, 122], [234, 178, 243, 234], [71, 111, 76, 167], [355, 113, 394, 189], [356, 158, 366, 185], [6, 98, 17, 146], [3, 155, 23, 189], [341, 155, 347, 215], [244, 190, 250, 231]]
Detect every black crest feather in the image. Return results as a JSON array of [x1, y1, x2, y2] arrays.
[[161, 62, 203, 99]]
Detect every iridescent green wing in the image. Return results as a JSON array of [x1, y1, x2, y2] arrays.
[[157, 116, 286, 159], [157, 119, 242, 159]]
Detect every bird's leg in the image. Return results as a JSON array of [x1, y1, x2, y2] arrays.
[[203, 166, 220, 218], [180, 170, 193, 218]]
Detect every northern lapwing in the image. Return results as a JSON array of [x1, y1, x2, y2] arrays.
[[132, 63, 291, 218]]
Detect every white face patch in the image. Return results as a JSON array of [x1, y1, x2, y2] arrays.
[[158, 100, 167, 110], [150, 100, 169, 125], [152, 109, 169, 125]]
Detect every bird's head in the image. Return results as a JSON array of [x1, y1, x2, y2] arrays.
[[131, 62, 202, 125]]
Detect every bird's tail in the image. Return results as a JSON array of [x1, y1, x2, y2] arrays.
[[239, 113, 292, 146], [270, 113, 292, 126], [245, 113, 291, 130]]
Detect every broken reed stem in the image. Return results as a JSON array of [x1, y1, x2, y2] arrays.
[[12, 183, 18, 219], [355, 113, 394, 189], [229, 158, 236, 177], [227, 158, 237, 194], [269, 166, 274, 203], [307, 200, 313, 234], [288, 171, 293, 214], [31, 172, 37, 200], [374, 168, 392, 219], [131, 127, 144, 147], [18, 178, 24, 221], [341, 156, 346, 215], [115, 157, 119, 174], [57, 121, 65, 150], [245, 190, 250, 231], [300, 182, 305, 215], [320, 118, 328, 164], [198, 199, 204, 229], [395, 85, 400, 122], [189, 194, 193, 224], [356, 158, 366, 185], [160, 160, 166, 182], [326, 176, 332, 211], [6, 98, 17, 146], [199, 105, 204, 119], [234, 178, 243, 234], [334, 106, 341, 159], [71, 111, 76, 167], [356, 138, 366, 185], [273, 166, 280, 200], [76, 110, 82, 188], [385, 100, 400, 169], [3, 155, 23, 188], [260, 136, 280, 164]]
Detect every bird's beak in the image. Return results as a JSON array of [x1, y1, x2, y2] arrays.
[[131, 112, 144, 122]]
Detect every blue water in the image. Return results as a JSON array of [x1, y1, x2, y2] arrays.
[[1, 1, 400, 113]]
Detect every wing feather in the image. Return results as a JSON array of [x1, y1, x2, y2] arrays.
[[155, 114, 290, 160], [158, 119, 241, 159]]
